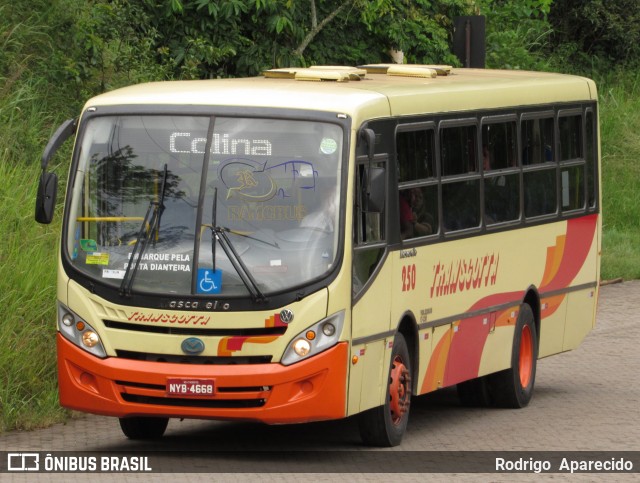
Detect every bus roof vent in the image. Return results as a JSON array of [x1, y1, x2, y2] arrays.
[[359, 64, 452, 77], [263, 66, 366, 82]]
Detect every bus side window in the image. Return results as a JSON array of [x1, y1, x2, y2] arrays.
[[440, 124, 480, 231], [482, 121, 519, 224], [353, 162, 386, 296], [522, 116, 557, 217], [396, 128, 438, 239], [585, 110, 597, 208], [559, 113, 585, 211]]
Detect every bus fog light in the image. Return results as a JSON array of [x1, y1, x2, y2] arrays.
[[82, 331, 100, 348], [293, 339, 311, 357], [322, 322, 336, 336], [62, 313, 74, 327]]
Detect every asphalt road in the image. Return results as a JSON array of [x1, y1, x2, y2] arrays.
[[2, 280, 639, 481]]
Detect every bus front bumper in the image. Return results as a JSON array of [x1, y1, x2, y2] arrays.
[[57, 334, 348, 423]]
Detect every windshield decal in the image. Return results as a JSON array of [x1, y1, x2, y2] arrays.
[[124, 252, 191, 273], [86, 253, 109, 265], [197, 268, 222, 294], [220, 159, 318, 202], [80, 239, 97, 252], [103, 269, 125, 279], [169, 132, 272, 156], [320, 137, 338, 154]]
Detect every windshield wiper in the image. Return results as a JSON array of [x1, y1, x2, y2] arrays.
[[210, 187, 268, 303], [216, 226, 279, 249], [119, 164, 168, 297]]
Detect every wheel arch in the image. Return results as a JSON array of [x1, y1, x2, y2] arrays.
[[523, 286, 541, 346], [395, 311, 419, 394]]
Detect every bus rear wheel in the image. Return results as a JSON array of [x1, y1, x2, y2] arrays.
[[119, 416, 169, 439], [488, 303, 538, 408], [358, 333, 412, 447]]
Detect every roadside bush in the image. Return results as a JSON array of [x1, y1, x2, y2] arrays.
[[549, 0, 640, 69]]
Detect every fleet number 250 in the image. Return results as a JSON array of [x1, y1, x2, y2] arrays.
[[402, 264, 416, 291]]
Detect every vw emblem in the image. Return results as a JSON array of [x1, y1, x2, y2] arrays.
[[181, 337, 205, 355], [280, 309, 294, 324]]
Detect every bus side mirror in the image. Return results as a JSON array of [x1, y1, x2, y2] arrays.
[[35, 118, 76, 224], [35, 171, 58, 224], [358, 127, 386, 212], [41, 118, 76, 170], [361, 128, 375, 161]]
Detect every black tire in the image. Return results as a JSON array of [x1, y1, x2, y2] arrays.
[[487, 303, 538, 408], [358, 333, 412, 447], [457, 375, 492, 407], [119, 416, 169, 440]]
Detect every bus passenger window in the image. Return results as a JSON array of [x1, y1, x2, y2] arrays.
[[482, 121, 519, 224], [482, 122, 517, 171], [397, 130, 435, 182], [440, 124, 479, 231], [442, 180, 480, 231], [396, 128, 437, 239], [524, 169, 557, 217], [441, 125, 478, 175], [559, 115, 583, 161], [485, 173, 519, 224], [522, 117, 554, 165], [585, 111, 597, 208], [561, 166, 585, 211]]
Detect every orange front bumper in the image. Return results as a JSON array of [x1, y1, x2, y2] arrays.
[[57, 334, 348, 424]]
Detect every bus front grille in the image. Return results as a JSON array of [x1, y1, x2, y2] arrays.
[[115, 350, 272, 364], [120, 393, 266, 409]]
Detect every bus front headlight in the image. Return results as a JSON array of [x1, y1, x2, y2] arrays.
[[281, 311, 345, 366], [57, 303, 106, 358]]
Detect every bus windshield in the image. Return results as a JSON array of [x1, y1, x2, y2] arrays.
[[65, 114, 344, 297]]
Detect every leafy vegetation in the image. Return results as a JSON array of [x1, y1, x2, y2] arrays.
[[1, 0, 639, 431], [137, 0, 468, 78], [476, 0, 554, 70]]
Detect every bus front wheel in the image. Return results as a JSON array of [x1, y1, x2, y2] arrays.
[[488, 303, 538, 408], [119, 416, 169, 439], [358, 332, 412, 447]]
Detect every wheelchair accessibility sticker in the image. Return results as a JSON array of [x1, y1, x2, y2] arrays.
[[197, 269, 222, 294]]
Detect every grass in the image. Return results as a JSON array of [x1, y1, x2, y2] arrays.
[[0, 2, 75, 431], [598, 72, 640, 280], [0, 160, 68, 431]]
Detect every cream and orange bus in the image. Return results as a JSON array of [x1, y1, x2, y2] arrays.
[[36, 64, 600, 446]]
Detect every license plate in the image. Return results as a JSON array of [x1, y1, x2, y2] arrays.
[[166, 378, 215, 397]]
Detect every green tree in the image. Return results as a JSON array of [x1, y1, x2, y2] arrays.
[[474, 0, 554, 70], [549, 0, 640, 68], [139, 0, 470, 79]]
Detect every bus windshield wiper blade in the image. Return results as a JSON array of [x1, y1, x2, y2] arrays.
[[210, 187, 268, 303], [217, 226, 279, 249], [214, 227, 268, 303], [119, 164, 168, 296]]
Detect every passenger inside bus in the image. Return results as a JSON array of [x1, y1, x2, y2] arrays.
[[399, 188, 433, 239]]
